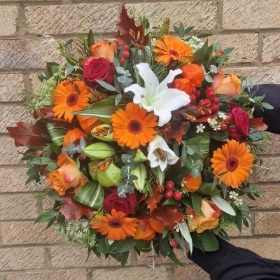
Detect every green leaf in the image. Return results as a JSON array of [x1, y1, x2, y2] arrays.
[[173, 232, 186, 250], [162, 198, 180, 206], [262, 102, 274, 110], [110, 237, 137, 253], [96, 238, 111, 254], [46, 62, 60, 77], [191, 193, 202, 214], [179, 221, 193, 254], [167, 250, 184, 266], [29, 156, 52, 165], [73, 96, 126, 123], [96, 80, 116, 92], [87, 29, 95, 47], [151, 167, 165, 186], [46, 122, 66, 146], [135, 240, 152, 253], [112, 251, 129, 267], [73, 181, 104, 209], [162, 227, 169, 239], [211, 195, 236, 216], [35, 209, 58, 223], [159, 234, 171, 256], [198, 230, 219, 251], [47, 189, 62, 202], [198, 182, 220, 196], [236, 209, 242, 232], [260, 131, 271, 140], [115, 93, 122, 105]]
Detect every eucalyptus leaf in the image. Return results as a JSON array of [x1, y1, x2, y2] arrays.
[[96, 80, 116, 91], [211, 195, 236, 216]]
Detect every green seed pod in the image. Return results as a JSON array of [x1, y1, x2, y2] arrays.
[[131, 163, 147, 192], [91, 124, 114, 142], [83, 142, 115, 159], [96, 162, 122, 187]]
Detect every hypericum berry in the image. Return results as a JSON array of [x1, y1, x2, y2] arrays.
[[211, 104, 219, 113], [220, 123, 228, 131], [173, 191, 183, 201], [193, 88, 201, 98], [165, 181, 174, 190], [164, 190, 173, 199], [122, 50, 130, 59], [206, 87, 215, 99], [124, 44, 130, 51], [190, 94, 196, 104], [170, 239, 179, 248], [198, 99, 211, 108], [212, 97, 220, 105], [120, 57, 126, 65], [225, 115, 232, 123]]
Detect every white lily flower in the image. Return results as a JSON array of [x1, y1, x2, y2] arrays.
[[124, 63, 190, 126], [147, 135, 179, 171]]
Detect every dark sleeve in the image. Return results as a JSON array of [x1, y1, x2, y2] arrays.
[[251, 84, 280, 134], [188, 238, 280, 280]]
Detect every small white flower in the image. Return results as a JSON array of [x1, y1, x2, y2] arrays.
[[196, 123, 205, 133], [187, 36, 204, 52], [212, 124, 221, 131], [174, 223, 182, 232], [234, 198, 243, 206], [229, 191, 238, 200], [207, 118, 217, 127], [218, 111, 227, 120]]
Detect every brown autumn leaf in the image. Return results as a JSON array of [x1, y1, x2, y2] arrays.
[[249, 118, 268, 131], [151, 205, 184, 231], [60, 197, 93, 222], [114, 4, 149, 46], [146, 184, 163, 213], [6, 121, 50, 147]]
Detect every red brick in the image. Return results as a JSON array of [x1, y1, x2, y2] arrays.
[[25, 4, 119, 35], [1, 221, 65, 245], [0, 247, 45, 270], [0, 194, 38, 220]]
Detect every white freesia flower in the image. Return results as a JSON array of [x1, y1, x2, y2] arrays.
[[124, 63, 190, 126], [147, 135, 179, 171]]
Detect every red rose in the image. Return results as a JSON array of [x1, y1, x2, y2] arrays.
[[229, 107, 249, 140], [83, 57, 115, 87], [103, 188, 138, 215]]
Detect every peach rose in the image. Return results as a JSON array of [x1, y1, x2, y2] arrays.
[[90, 40, 119, 61], [187, 199, 222, 233], [212, 72, 242, 96], [45, 153, 87, 196]]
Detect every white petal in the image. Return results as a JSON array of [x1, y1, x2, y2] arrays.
[[124, 84, 145, 103], [136, 63, 159, 94], [158, 159, 167, 171], [154, 110, 172, 126], [154, 88, 190, 112], [158, 69, 182, 92]]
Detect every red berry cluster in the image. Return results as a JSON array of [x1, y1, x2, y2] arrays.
[[120, 45, 130, 65], [164, 181, 183, 201]]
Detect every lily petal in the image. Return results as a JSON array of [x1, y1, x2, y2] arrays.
[[158, 69, 182, 92], [136, 63, 159, 94]]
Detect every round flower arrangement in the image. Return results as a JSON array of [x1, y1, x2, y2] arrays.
[[7, 5, 271, 265]]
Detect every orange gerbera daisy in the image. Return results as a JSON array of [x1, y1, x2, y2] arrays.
[[153, 35, 193, 66], [210, 140, 254, 188], [111, 103, 158, 149], [52, 79, 92, 122], [91, 209, 138, 241]]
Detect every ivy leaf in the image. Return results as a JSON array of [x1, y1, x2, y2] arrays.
[[60, 197, 93, 222], [7, 121, 50, 147], [152, 206, 184, 231]]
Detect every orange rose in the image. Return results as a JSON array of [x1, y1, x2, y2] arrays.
[[212, 72, 242, 96], [45, 153, 87, 196], [182, 173, 202, 192], [62, 128, 87, 148], [173, 63, 204, 95], [187, 199, 222, 233], [90, 40, 119, 61]]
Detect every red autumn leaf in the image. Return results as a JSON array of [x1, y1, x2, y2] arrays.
[[6, 121, 50, 147], [114, 4, 149, 46], [151, 205, 184, 231], [60, 197, 93, 222], [146, 184, 163, 213], [166, 122, 187, 144], [249, 118, 268, 131]]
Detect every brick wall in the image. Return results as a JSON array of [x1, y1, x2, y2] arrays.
[[0, 1, 280, 279]]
